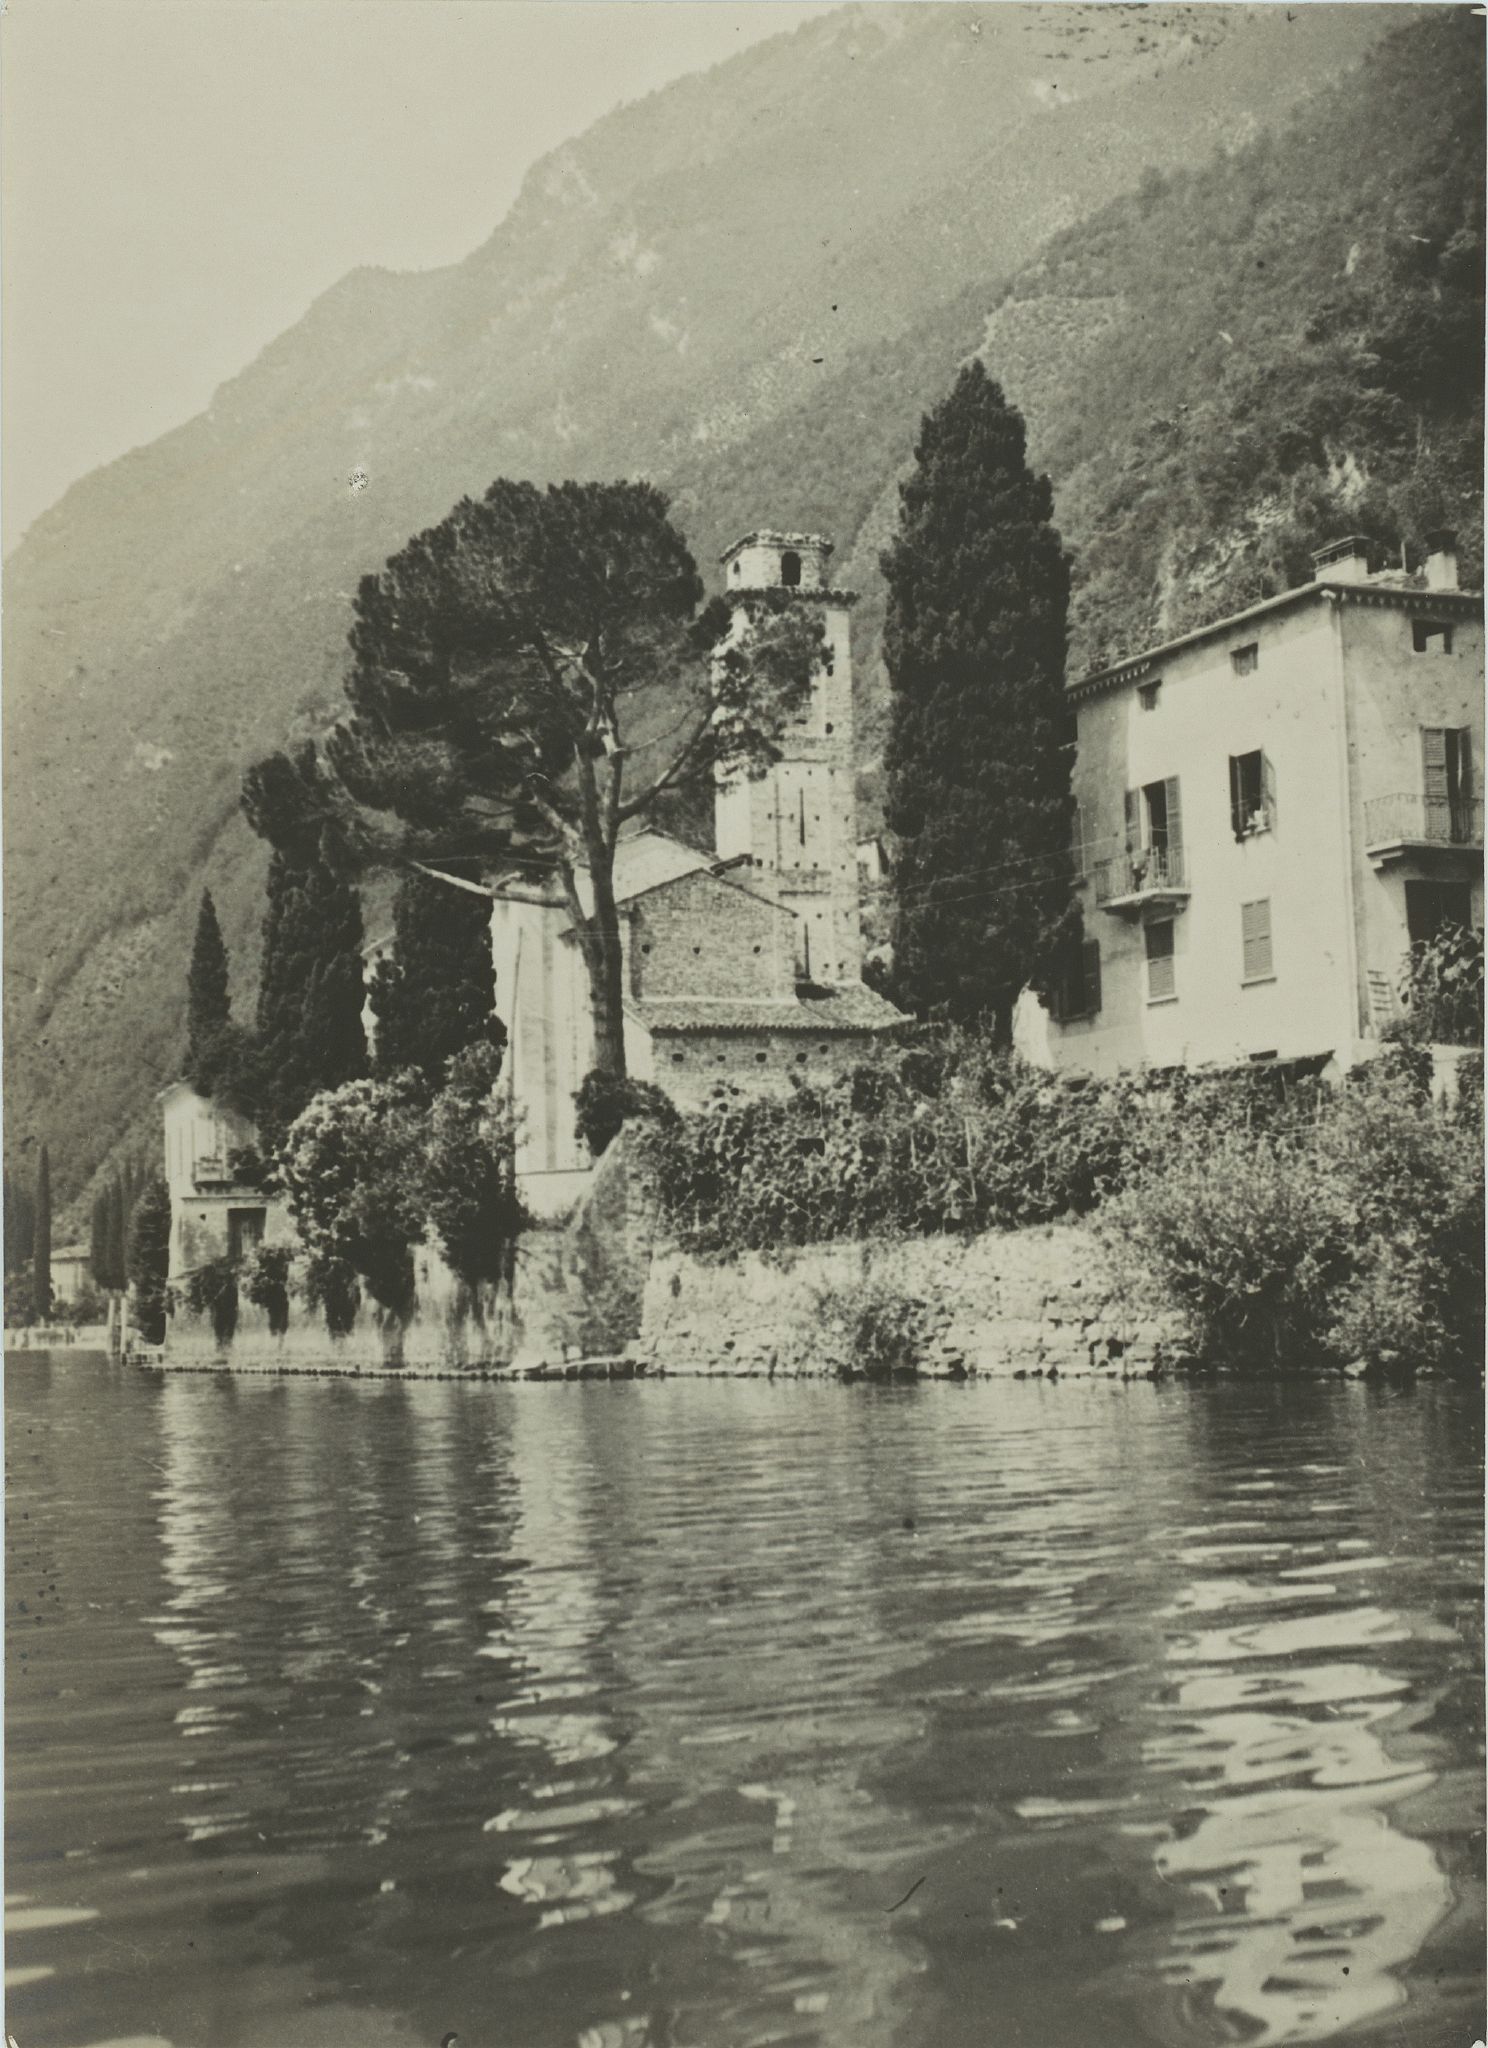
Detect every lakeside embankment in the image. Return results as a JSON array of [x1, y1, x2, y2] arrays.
[[140, 1220, 1180, 1380], [125, 1041, 1482, 1383]]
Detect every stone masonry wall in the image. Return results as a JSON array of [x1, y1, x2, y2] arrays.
[[638, 1224, 1187, 1378]]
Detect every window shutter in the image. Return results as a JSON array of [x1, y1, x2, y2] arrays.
[[1262, 753, 1278, 833], [1457, 728, 1474, 802], [1145, 921, 1176, 1001], [1242, 898, 1273, 981], [1083, 938, 1102, 1017], [1124, 788, 1140, 853], [1422, 727, 1450, 802], [1228, 756, 1243, 840], [1164, 775, 1183, 872]]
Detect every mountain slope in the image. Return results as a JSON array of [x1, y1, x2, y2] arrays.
[[0, 3, 1440, 1199]]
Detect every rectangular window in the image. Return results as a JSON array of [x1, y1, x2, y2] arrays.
[[227, 1208, 266, 1263], [1230, 642, 1259, 675], [1145, 919, 1176, 1002], [1137, 679, 1161, 711], [1241, 898, 1274, 982], [1405, 880, 1473, 949], [1053, 937, 1102, 1022], [1416, 729, 1481, 839], [1228, 750, 1276, 838], [1412, 618, 1454, 654], [1422, 726, 1475, 840], [1131, 776, 1184, 886]]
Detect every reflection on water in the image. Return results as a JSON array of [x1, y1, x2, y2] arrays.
[[6, 1360, 1483, 2048]]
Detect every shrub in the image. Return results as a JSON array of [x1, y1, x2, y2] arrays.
[[632, 1036, 1325, 1253], [813, 1272, 934, 1378], [305, 1255, 360, 1338], [1101, 1130, 1350, 1367], [1395, 922, 1483, 1046], [185, 1255, 240, 1347], [243, 1244, 294, 1336], [424, 1044, 524, 1289], [1104, 1058, 1483, 1374], [573, 1070, 678, 1158], [278, 1075, 428, 1322]]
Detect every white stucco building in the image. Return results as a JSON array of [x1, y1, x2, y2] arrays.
[[1034, 534, 1482, 1075], [159, 1079, 293, 1284]]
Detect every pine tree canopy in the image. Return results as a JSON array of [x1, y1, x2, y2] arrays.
[[882, 360, 1076, 1034], [244, 478, 829, 1077]]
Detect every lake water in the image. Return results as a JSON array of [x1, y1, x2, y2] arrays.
[[5, 1354, 1483, 2048]]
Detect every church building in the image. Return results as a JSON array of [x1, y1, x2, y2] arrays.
[[490, 528, 904, 1216]]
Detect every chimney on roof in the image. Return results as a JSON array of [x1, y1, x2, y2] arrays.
[[1423, 528, 1459, 592], [1311, 536, 1372, 585]]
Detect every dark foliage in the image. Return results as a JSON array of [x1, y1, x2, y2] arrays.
[[185, 1256, 240, 1348], [89, 1175, 130, 1292], [4, 1170, 35, 1275], [369, 869, 501, 1087], [882, 363, 1075, 1034], [127, 1177, 172, 1346], [1108, 1052, 1484, 1375], [243, 1244, 294, 1337], [573, 1069, 681, 1159], [634, 1035, 1327, 1253], [305, 1256, 361, 1340], [184, 891, 240, 1097], [327, 478, 826, 1076], [277, 1075, 429, 1322], [248, 841, 368, 1142], [31, 1145, 52, 1323], [1394, 923, 1484, 1048], [422, 1044, 524, 1290]]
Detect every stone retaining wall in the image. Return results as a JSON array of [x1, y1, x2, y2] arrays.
[[637, 1223, 1187, 1378]]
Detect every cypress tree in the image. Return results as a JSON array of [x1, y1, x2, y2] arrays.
[[4, 1171, 34, 1274], [882, 359, 1076, 1037], [252, 846, 367, 1143], [90, 1187, 110, 1288], [33, 1145, 52, 1323], [106, 1178, 128, 1292], [369, 869, 500, 1087], [185, 890, 235, 1095], [127, 1177, 172, 1346]]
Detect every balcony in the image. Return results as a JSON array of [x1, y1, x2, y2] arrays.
[[1092, 846, 1190, 917], [1364, 794, 1483, 869]]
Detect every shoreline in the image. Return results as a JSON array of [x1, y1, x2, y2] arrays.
[[11, 1343, 1465, 1387]]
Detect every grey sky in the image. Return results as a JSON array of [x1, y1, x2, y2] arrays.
[[1, 0, 837, 544]]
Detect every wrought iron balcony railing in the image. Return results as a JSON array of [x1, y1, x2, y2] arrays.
[[1364, 794, 1483, 858], [1091, 846, 1189, 912]]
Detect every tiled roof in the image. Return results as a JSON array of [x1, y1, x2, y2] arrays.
[[609, 831, 713, 903], [627, 983, 905, 1036]]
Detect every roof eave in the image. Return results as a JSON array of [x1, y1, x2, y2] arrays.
[[1070, 579, 1484, 702]]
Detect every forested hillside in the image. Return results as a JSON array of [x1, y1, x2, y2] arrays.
[[5, 2, 1474, 1206]]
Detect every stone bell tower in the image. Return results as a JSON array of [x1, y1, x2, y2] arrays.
[[714, 530, 861, 983]]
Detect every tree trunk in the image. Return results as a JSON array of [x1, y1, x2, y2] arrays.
[[582, 842, 629, 1081]]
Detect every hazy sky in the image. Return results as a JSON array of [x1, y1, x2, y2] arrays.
[[1, 0, 837, 544]]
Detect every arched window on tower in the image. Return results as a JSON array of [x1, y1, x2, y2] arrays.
[[780, 549, 802, 589]]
